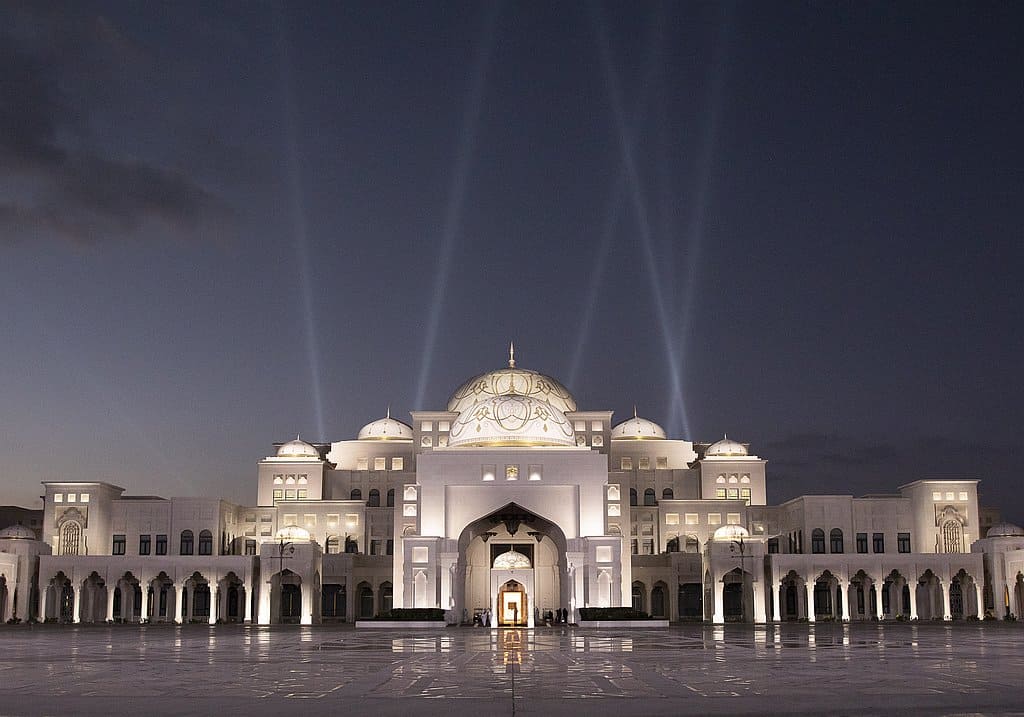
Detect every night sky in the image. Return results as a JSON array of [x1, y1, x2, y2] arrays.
[[2, 2, 1022, 521]]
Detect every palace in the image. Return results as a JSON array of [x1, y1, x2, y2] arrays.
[[3, 350, 1023, 625]]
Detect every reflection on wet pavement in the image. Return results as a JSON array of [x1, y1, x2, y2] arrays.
[[0, 623, 1022, 715]]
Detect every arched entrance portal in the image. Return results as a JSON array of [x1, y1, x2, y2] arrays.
[[456, 502, 569, 627]]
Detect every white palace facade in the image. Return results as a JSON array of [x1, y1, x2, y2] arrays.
[[3, 352, 1024, 626]]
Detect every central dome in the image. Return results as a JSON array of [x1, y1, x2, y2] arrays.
[[447, 346, 576, 415], [448, 394, 575, 447]]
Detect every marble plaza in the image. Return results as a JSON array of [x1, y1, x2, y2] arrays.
[[0, 623, 1023, 715]]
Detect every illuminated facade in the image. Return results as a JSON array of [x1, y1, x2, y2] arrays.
[[3, 351, 1021, 625]]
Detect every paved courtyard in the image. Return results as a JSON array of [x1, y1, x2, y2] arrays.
[[0, 623, 1022, 716]]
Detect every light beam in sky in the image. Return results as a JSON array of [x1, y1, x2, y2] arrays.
[[277, 10, 325, 440], [413, 3, 503, 410]]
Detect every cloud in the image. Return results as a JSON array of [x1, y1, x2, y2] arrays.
[[0, 15, 234, 244]]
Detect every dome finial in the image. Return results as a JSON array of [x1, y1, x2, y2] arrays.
[[508, 340, 515, 368], [386, 405, 391, 419], [633, 404, 638, 419]]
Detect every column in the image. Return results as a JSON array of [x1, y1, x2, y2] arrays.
[[124, 582, 135, 623], [139, 582, 150, 623], [175, 584, 185, 623], [301, 581, 312, 625], [105, 585, 116, 622], [258, 582, 271, 624], [71, 584, 81, 623], [218, 584, 229, 624], [242, 586, 252, 623], [6, 585, 17, 622], [712, 575, 724, 623], [805, 585, 815, 622], [974, 581, 984, 619], [909, 582, 918, 620], [753, 580, 766, 623], [39, 585, 49, 622], [773, 584, 782, 622], [940, 581, 951, 621], [873, 583, 883, 620]]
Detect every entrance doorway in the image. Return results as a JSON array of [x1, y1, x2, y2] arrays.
[[281, 584, 301, 623], [498, 580, 526, 626]]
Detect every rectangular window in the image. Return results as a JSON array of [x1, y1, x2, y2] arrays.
[[607, 504, 621, 517], [80, 493, 90, 503], [620, 457, 633, 470], [346, 513, 359, 526], [155, 534, 167, 555], [392, 457, 404, 471], [596, 545, 612, 562], [403, 504, 417, 517], [708, 513, 722, 526], [273, 489, 283, 500], [482, 465, 495, 481], [727, 513, 741, 525], [685, 513, 699, 526], [139, 534, 151, 555], [283, 513, 297, 525], [591, 421, 603, 431], [67, 493, 77, 502], [297, 489, 308, 500], [716, 488, 727, 499], [958, 491, 968, 501], [740, 488, 751, 501], [386, 539, 394, 555], [438, 421, 450, 432], [412, 546, 429, 563], [374, 457, 387, 471], [607, 485, 621, 501], [112, 534, 126, 555], [371, 539, 382, 556], [932, 491, 942, 501], [304, 514, 316, 526], [642, 539, 654, 555], [945, 491, 955, 500], [767, 537, 779, 554], [872, 533, 885, 553], [728, 488, 739, 499], [638, 457, 650, 470], [356, 457, 368, 471], [421, 421, 433, 432], [630, 539, 638, 555], [856, 532, 868, 553], [898, 532, 911, 553], [53, 493, 63, 503], [528, 464, 542, 481], [666, 513, 680, 525], [285, 489, 295, 500], [574, 421, 586, 431], [245, 539, 257, 556], [403, 485, 418, 501]]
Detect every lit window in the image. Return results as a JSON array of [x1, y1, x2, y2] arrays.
[[273, 475, 284, 485], [620, 457, 633, 470], [932, 491, 942, 501], [327, 514, 339, 527], [596, 546, 612, 563], [285, 490, 295, 499], [53, 493, 63, 503], [374, 457, 386, 471], [79, 493, 89, 503], [708, 513, 722, 526], [421, 422, 433, 432], [438, 421, 450, 432], [591, 435, 604, 446], [392, 457, 404, 471], [946, 491, 955, 500], [607, 485, 621, 500], [346, 513, 359, 526], [716, 475, 726, 484], [666, 513, 679, 525], [591, 421, 603, 431], [639, 457, 650, 470], [283, 514, 297, 525], [421, 436, 432, 447], [403, 504, 417, 517], [286, 475, 296, 484], [607, 504, 621, 517], [412, 546, 429, 563], [528, 465, 542, 481], [357, 458, 368, 471], [67, 493, 77, 502], [740, 488, 751, 501], [716, 488, 727, 499], [740, 474, 750, 484], [728, 488, 738, 499], [482, 465, 495, 481], [574, 421, 586, 431], [297, 489, 307, 499], [685, 513, 699, 526], [727, 513, 741, 524], [505, 464, 519, 480], [958, 491, 968, 501], [404, 485, 418, 501], [656, 457, 668, 469], [273, 489, 283, 500], [305, 514, 316, 526], [298, 475, 308, 484], [728, 475, 738, 484]]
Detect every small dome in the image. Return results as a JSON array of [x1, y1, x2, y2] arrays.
[[713, 524, 750, 541], [986, 523, 1024, 538], [706, 435, 748, 458], [448, 394, 575, 448], [448, 345, 576, 415], [274, 524, 311, 542], [358, 411, 413, 441], [277, 437, 320, 459], [0, 525, 36, 540], [611, 411, 666, 440]]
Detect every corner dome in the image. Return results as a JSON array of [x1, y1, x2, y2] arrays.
[[611, 412, 666, 440], [713, 524, 750, 541], [448, 394, 575, 448], [357, 411, 413, 441], [0, 525, 36, 540], [275, 524, 311, 542], [277, 437, 320, 459], [706, 435, 748, 458], [447, 346, 576, 416], [986, 523, 1024, 538]]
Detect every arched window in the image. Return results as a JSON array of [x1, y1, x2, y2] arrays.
[[666, 537, 679, 552], [662, 488, 674, 500], [942, 520, 963, 553], [644, 488, 657, 506], [684, 535, 700, 553], [629, 488, 638, 506], [198, 530, 213, 556], [350, 488, 362, 501], [811, 528, 825, 554], [829, 529, 844, 554], [368, 489, 380, 507], [386, 488, 395, 507], [60, 521, 82, 556], [180, 530, 194, 555], [325, 536, 341, 555]]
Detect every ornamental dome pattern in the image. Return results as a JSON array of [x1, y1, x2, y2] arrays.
[[448, 394, 575, 448], [492, 550, 532, 569], [986, 523, 1024, 538], [0, 525, 36, 540], [712, 524, 750, 541], [277, 437, 320, 459], [357, 412, 414, 441], [611, 413, 666, 440], [705, 436, 749, 458], [447, 349, 576, 415], [275, 524, 311, 542]]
